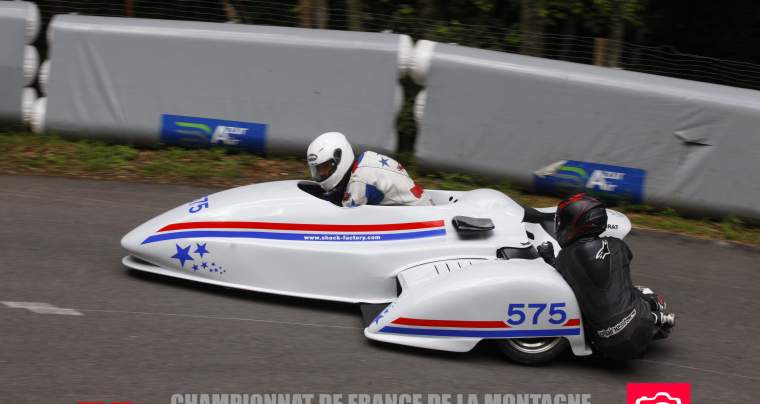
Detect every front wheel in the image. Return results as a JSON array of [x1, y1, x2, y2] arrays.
[[495, 337, 569, 365]]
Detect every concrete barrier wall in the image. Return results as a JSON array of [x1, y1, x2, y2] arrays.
[[40, 15, 411, 154], [412, 41, 760, 219], [0, 1, 38, 125]]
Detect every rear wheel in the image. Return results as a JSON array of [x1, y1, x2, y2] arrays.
[[496, 337, 569, 365]]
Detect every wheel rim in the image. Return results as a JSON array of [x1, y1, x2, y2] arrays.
[[506, 337, 562, 354]]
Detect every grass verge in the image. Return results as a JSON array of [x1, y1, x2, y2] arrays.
[[2, 131, 759, 247]]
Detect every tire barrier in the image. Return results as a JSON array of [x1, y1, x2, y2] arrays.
[[38, 59, 50, 95], [0, 1, 39, 125], [412, 40, 760, 219], [23, 45, 38, 86], [21, 86, 37, 128], [41, 15, 411, 154], [30, 96, 46, 134]]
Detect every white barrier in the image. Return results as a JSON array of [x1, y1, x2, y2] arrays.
[[42, 15, 410, 154], [412, 40, 760, 219], [0, 1, 39, 124]]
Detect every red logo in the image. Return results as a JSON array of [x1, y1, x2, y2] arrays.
[[409, 184, 424, 198], [627, 383, 690, 404]]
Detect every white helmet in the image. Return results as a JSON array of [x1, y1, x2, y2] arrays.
[[307, 132, 355, 192]]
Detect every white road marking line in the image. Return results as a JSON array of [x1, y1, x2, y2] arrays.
[[76, 308, 362, 330], [1, 301, 83, 316]]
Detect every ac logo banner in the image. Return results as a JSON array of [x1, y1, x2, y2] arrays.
[[534, 160, 646, 203], [161, 114, 267, 152]]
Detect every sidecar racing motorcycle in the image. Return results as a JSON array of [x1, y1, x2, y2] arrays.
[[121, 180, 659, 364]]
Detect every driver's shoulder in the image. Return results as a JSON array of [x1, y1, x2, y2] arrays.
[[354, 150, 397, 170]]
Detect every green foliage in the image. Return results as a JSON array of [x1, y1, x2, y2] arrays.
[[395, 77, 423, 154], [74, 141, 139, 171], [721, 216, 744, 241], [356, 0, 647, 53]]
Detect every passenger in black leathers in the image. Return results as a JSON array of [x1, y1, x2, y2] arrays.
[[545, 194, 674, 360]]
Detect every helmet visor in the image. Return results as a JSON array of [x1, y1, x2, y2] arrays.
[[309, 159, 338, 182]]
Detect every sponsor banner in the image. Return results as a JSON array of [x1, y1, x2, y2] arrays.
[[534, 160, 646, 203], [160, 114, 267, 152]]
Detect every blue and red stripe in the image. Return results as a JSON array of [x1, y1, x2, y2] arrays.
[[379, 317, 582, 338], [142, 220, 447, 244], [157, 220, 445, 233]]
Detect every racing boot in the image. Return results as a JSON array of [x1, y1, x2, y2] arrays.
[[651, 311, 675, 340], [636, 286, 667, 312]]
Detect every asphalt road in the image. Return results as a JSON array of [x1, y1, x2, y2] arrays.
[[1, 175, 759, 404]]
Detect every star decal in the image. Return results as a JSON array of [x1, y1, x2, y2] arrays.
[[373, 306, 391, 325], [201, 262, 209, 269], [194, 243, 209, 258], [192, 264, 199, 271], [379, 157, 389, 167], [170, 244, 194, 268]]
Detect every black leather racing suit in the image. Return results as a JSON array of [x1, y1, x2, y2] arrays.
[[555, 236, 654, 360]]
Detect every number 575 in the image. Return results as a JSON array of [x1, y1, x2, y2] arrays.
[[507, 302, 567, 325]]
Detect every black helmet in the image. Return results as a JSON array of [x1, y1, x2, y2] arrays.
[[555, 193, 607, 247]]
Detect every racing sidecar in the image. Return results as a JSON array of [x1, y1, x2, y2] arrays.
[[121, 180, 633, 363]]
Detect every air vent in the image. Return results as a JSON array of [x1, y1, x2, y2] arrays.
[[397, 258, 488, 290]]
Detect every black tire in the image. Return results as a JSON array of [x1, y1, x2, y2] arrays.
[[495, 337, 569, 365]]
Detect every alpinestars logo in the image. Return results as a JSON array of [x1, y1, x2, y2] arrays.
[[597, 308, 636, 338], [595, 239, 611, 260]]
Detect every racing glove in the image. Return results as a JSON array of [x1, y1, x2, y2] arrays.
[[537, 242, 556, 266]]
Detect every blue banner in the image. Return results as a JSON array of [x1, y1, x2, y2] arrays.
[[160, 114, 267, 152], [534, 160, 646, 203]]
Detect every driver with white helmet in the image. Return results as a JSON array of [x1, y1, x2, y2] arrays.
[[307, 132, 432, 207]]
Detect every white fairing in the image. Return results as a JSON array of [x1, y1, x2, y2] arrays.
[[524, 206, 631, 254], [122, 180, 632, 357], [365, 259, 591, 356], [122, 181, 530, 303]]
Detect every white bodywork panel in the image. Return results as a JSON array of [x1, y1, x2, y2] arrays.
[[396, 257, 492, 290], [122, 180, 630, 357], [366, 259, 592, 356], [122, 181, 530, 303]]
